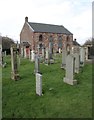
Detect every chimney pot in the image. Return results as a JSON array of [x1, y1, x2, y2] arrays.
[[25, 16, 28, 22]]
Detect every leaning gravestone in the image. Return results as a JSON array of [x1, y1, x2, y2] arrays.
[[36, 73, 42, 96], [11, 44, 20, 80], [34, 54, 40, 73], [63, 54, 77, 85], [80, 47, 85, 66]]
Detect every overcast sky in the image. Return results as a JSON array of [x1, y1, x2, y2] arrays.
[[0, 0, 93, 44]]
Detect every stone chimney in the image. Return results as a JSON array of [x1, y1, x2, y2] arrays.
[[25, 16, 28, 22], [74, 38, 76, 41]]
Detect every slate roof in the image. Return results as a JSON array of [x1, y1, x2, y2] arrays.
[[73, 40, 80, 46], [28, 22, 73, 35]]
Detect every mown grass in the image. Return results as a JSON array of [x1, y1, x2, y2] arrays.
[[2, 54, 92, 118]]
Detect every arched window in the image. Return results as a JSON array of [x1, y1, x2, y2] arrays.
[[39, 35, 43, 42], [58, 36, 62, 48]]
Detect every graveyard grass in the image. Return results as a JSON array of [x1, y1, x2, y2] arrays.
[[2, 55, 92, 118]]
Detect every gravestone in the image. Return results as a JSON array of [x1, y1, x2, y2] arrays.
[[45, 48, 50, 65], [24, 47, 27, 58], [61, 49, 67, 69], [74, 53, 80, 73], [42, 47, 45, 59], [49, 42, 53, 59], [0, 45, 2, 66], [73, 47, 80, 73], [11, 44, 20, 80], [63, 54, 77, 85], [80, 47, 85, 66], [36, 73, 42, 96], [4, 51, 6, 57], [59, 48, 61, 53], [31, 50, 35, 62], [21, 47, 24, 57], [34, 54, 40, 73]]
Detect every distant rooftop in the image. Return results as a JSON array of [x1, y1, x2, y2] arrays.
[[28, 22, 73, 35]]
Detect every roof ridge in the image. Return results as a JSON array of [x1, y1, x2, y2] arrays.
[[28, 22, 64, 27]]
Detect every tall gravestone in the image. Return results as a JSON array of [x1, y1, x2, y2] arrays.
[[63, 54, 77, 85], [42, 47, 45, 60], [80, 47, 85, 66], [34, 54, 40, 73], [45, 48, 50, 65], [0, 45, 2, 66], [31, 50, 35, 62], [61, 49, 67, 69], [0, 35, 2, 120], [36, 73, 42, 96], [49, 42, 53, 59], [11, 44, 20, 80]]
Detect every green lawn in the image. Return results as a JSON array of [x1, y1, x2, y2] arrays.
[[2, 55, 92, 118]]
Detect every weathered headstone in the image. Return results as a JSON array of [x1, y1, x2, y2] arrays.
[[42, 47, 45, 59], [11, 44, 20, 80], [31, 50, 35, 62], [21, 47, 24, 57], [73, 47, 80, 73], [80, 47, 85, 66], [63, 54, 77, 85], [0, 45, 2, 66], [36, 73, 42, 96], [61, 49, 67, 69], [45, 48, 50, 65], [59, 48, 61, 53], [24, 47, 27, 58], [34, 54, 40, 73], [74, 53, 80, 73], [49, 42, 53, 59]]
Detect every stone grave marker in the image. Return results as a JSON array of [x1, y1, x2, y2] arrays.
[[61, 49, 67, 69], [36, 73, 42, 96], [63, 54, 77, 85], [80, 47, 85, 66], [31, 50, 35, 62], [42, 47, 45, 60], [73, 47, 80, 73], [34, 54, 40, 73], [11, 44, 20, 80], [45, 47, 50, 65], [0, 45, 2, 66], [49, 42, 53, 59]]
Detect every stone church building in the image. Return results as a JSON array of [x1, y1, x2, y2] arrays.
[[20, 17, 73, 58]]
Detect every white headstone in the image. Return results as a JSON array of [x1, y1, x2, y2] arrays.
[[59, 48, 61, 53], [36, 73, 42, 96], [63, 54, 77, 85], [31, 50, 35, 62], [80, 47, 85, 66]]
